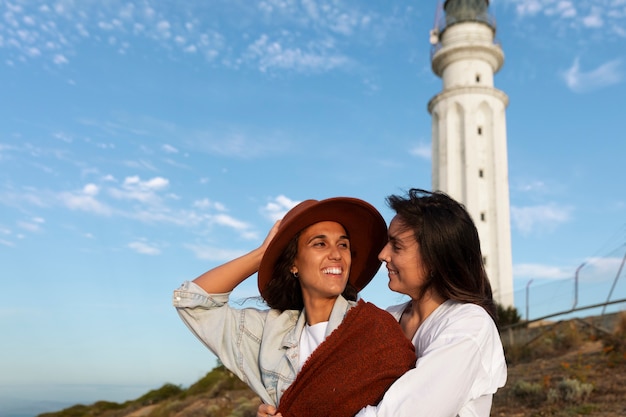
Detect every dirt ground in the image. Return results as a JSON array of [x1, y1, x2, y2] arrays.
[[491, 339, 626, 416]]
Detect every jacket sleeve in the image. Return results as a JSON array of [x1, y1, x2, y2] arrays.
[[173, 280, 273, 404]]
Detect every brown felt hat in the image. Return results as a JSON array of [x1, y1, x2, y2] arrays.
[[257, 197, 387, 297]]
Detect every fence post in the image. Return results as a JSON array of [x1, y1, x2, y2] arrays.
[[526, 279, 533, 321], [573, 262, 585, 310], [601, 247, 626, 316]]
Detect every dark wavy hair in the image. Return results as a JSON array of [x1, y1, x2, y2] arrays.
[[262, 231, 358, 311], [386, 188, 497, 323]]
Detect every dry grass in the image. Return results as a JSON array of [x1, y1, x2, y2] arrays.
[[492, 313, 626, 417]]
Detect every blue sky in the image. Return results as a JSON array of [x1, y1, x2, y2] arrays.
[[1, 0, 625, 414]]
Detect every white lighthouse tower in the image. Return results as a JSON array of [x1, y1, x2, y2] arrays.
[[428, 0, 514, 307]]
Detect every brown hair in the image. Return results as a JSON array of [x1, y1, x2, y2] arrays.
[[386, 188, 497, 323]]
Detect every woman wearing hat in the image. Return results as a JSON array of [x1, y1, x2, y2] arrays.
[[173, 197, 415, 417]]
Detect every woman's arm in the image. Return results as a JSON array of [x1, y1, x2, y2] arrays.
[[356, 335, 483, 417], [173, 220, 282, 406], [355, 306, 506, 417], [193, 220, 281, 293]]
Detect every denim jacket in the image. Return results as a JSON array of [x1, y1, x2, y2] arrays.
[[173, 280, 356, 406]]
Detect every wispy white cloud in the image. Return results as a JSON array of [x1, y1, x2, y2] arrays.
[[212, 213, 251, 231], [516, 254, 626, 284], [513, 262, 572, 280], [17, 217, 45, 233], [58, 184, 113, 216], [244, 34, 350, 73], [1, 1, 228, 66], [409, 142, 431, 160], [582, 7, 604, 28], [611, 22, 626, 37], [185, 244, 246, 261], [53, 132, 74, 143], [512, 0, 544, 17], [0, 143, 18, 162], [0, 225, 15, 247], [53, 54, 69, 65], [108, 176, 169, 204], [122, 159, 158, 171], [505, 0, 625, 35], [562, 57, 623, 93], [156, 20, 171, 38], [514, 179, 548, 193], [258, 0, 373, 36], [125, 207, 207, 227], [162, 144, 178, 154], [0, 186, 48, 209], [262, 195, 300, 221], [193, 198, 226, 211], [2, 173, 262, 241], [541, 0, 577, 19], [579, 256, 626, 283], [0, 1, 401, 74], [128, 240, 161, 255], [511, 203, 573, 235], [553, 1, 576, 19], [0, 239, 15, 247], [189, 129, 290, 158]]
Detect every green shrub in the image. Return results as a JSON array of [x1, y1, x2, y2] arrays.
[[496, 303, 522, 328], [547, 378, 593, 404], [39, 404, 91, 417], [229, 396, 261, 417], [137, 382, 184, 405], [511, 380, 545, 406], [186, 366, 249, 398]]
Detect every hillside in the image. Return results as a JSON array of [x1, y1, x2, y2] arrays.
[[491, 313, 626, 416], [39, 314, 626, 417]]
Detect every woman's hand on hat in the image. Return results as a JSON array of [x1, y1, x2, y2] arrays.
[[257, 403, 282, 417], [259, 220, 282, 253]]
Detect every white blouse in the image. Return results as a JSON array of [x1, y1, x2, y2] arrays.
[[298, 321, 328, 371], [356, 300, 507, 417]]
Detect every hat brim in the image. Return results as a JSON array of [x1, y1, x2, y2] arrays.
[[258, 197, 387, 297]]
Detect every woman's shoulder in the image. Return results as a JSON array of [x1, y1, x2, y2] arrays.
[[424, 300, 498, 338], [439, 299, 489, 317], [385, 301, 411, 321]]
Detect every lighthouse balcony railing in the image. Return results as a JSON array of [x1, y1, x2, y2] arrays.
[[436, 12, 497, 32], [430, 13, 500, 58]]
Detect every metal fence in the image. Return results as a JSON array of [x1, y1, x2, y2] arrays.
[[499, 248, 626, 347], [508, 249, 626, 324]]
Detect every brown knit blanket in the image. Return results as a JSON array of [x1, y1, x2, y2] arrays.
[[277, 300, 416, 417]]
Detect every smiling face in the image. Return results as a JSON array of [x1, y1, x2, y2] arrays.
[[378, 215, 428, 299], [291, 221, 351, 304]]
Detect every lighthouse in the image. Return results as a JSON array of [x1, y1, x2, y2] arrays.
[[428, 0, 514, 307]]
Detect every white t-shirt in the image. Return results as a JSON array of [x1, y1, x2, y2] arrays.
[[298, 321, 329, 371], [356, 300, 507, 417]]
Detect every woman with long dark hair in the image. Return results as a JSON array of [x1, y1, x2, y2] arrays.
[[356, 189, 506, 417]]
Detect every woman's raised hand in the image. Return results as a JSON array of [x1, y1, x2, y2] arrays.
[[259, 220, 281, 253]]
